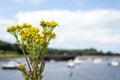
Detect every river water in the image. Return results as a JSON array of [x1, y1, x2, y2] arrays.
[[0, 58, 120, 80]]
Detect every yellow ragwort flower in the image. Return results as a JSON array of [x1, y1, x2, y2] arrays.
[[7, 25, 18, 32], [42, 30, 50, 34], [22, 23, 32, 28], [18, 64, 25, 70], [40, 20, 47, 27], [49, 21, 58, 27], [51, 32, 56, 39]]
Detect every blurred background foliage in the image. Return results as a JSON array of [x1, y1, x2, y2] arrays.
[[0, 40, 119, 59]]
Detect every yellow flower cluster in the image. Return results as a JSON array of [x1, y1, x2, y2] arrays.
[[19, 27, 39, 41], [51, 32, 56, 39], [40, 20, 58, 28], [7, 20, 58, 51], [7, 25, 19, 32], [18, 25, 46, 51], [18, 64, 25, 70], [7, 23, 32, 33]]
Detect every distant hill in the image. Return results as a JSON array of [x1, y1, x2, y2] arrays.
[[0, 40, 22, 54], [0, 40, 120, 58]]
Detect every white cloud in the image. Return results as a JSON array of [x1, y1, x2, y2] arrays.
[[1, 9, 120, 53], [0, 17, 16, 43]]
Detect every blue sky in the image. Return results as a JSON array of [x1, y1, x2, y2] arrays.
[[0, 0, 120, 53], [0, 0, 120, 18]]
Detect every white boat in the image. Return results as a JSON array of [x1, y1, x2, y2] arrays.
[[67, 57, 84, 68], [73, 56, 84, 64], [67, 60, 75, 68], [109, 60, 119, 66], [74, 58, 83, 64], [2, 61, 20, 69], [49, 59, 55, 63], [93, 58, 102, 64]]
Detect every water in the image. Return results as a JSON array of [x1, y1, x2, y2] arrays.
[[0, 59, 120, 80]]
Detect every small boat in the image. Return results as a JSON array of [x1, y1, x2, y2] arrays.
[[49, 59, 55, 63], [109, 60, 119, 66], [93, 58, 102, 64], [74, 58, 83, 64], [67, 60, 75, 68], [2, 61, 20, 69]]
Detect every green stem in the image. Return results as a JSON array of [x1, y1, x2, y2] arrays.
[[14, 32, 31, 71], [21, 46, 31, 71]]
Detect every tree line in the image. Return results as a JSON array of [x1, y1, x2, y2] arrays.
[[0, 40, 119, 56]]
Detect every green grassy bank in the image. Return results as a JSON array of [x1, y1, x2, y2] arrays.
[[0, 50, 23, 59]]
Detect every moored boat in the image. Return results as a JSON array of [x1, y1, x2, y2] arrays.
[[93, 58, 102, 64], [67, 60, 75, 68], [2, 61, 20, 69], [109, 60, 119, 66]]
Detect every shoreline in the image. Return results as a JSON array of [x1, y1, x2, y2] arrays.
[[0, 55, 120, 61], [73, 55, 120, 60]]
